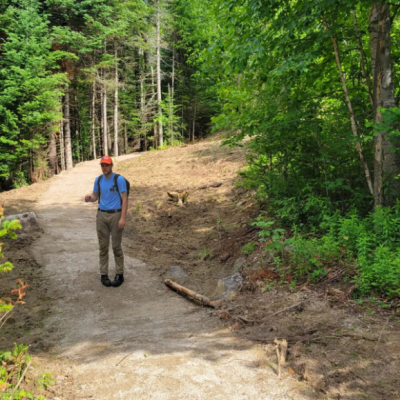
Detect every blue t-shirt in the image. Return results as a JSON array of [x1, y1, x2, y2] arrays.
[[94, 173, 127, 211]]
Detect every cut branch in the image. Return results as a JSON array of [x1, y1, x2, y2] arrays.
[[260, 301, 305, 322], [0, 305, 16, 330], [165, 279, 221, 308], [13, 360, 31, 394]]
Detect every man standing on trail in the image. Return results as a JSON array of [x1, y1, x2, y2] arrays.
[[84, 156, 128, 288]]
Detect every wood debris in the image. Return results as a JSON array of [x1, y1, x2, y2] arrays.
[[165, 279, 221, 308]]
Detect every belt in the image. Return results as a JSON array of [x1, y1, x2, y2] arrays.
[[98, 208, 122, 214]]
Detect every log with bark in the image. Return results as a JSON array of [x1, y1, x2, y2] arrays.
[[165, 279, 221, 308], [197, 181, 223, 190]]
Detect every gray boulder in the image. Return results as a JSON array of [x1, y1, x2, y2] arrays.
[[212, 272, 243, 301], [3, 212, 42, 233]]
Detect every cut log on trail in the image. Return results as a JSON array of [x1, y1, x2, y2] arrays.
[[165, 279, 221, 308], [197, 181, 223, 190]]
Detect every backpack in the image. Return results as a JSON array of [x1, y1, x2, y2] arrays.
[[97, 173, 130, 203]]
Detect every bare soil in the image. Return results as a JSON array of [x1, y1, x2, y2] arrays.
[[118, 136, 400, 399], [0, 135, 399, 399], [120, 136, 258, 296]]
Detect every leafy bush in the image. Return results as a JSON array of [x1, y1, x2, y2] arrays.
[[285, 232, 342, 279], [251, 217, 285, 248], [255, 203, 400, 298], [241, 242, 256, 255], [0, 209, 21, 278]]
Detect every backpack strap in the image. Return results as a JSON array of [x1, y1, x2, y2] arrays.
[[97, 175, 103, 203], [114, 174, 122, 201]]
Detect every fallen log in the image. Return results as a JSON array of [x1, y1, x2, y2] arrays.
[[165, 279, 221, 308], [197, 181, 223, 190]]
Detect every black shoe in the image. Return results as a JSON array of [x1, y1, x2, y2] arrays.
[[111, 274, 124, 287], [101, 275, 112, 287]]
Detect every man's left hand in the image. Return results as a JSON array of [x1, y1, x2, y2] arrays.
[[118, 218, 125, 229]]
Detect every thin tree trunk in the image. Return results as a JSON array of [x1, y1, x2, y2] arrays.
[[192, 97, 197, 143], [181, 103, 184, 138], [124, 122, 128, 154], [100, 80, 104, 155], [75, 95, 81, 162], [169, 84, 173, 144], [75, 127, 80, 162], [29, 148, 34, 182], [369, 4, 400, 206], [154, 124, 158, 148], [108, 120, 112, 153], [322, 17, 373, 195], [172, 42, 175, 101], [114, 44, 119, 157], [59, 99, 66, 171], [48, 132, 58, 175], [151, 65, 157, 148], [64, 85, 73, 170], [102, 67, 108, 156], [91, 78, 97, 160], [171, 42, 175, 144], [156, 0, 164, 147], [352, 10, 373, 106], [139, 48, 147, 150]]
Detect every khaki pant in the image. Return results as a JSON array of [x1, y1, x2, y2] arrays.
[[96, 211, 124, 275]]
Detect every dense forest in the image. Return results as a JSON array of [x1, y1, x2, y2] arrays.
[[2, 0, 400, 297], [0, 0, 220, 189]]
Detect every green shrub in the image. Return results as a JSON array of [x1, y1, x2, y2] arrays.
[[255, 202, 400, 298], [241, 242, 256, 255]]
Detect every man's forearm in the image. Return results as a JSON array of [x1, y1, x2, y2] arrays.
[[121, 197, 128, 219]]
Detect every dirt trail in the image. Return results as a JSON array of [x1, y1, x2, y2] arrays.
[[24, 154, 310, 399]]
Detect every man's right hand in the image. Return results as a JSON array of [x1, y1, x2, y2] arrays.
[[85, 195, 92, 202]]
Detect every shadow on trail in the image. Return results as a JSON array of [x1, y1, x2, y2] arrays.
[[2, 199, 38, 216]]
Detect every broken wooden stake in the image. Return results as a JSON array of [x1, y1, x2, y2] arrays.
[[274, 338, 288, 379], [165, 279, 221, 308]]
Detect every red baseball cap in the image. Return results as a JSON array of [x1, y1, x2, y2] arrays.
[[100, 156, 113, 165]]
